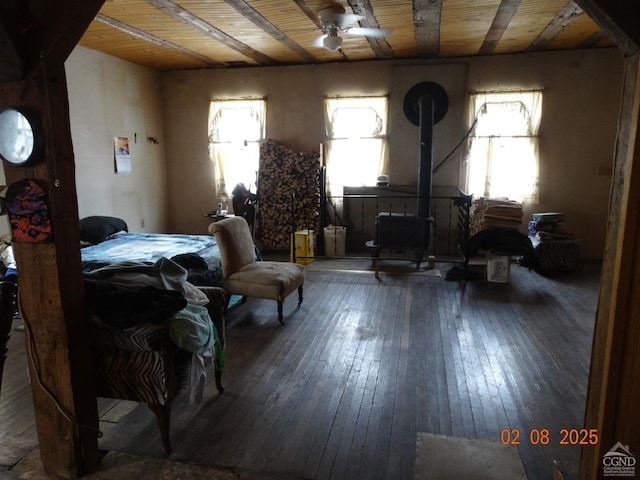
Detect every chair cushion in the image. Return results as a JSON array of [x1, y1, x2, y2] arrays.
[[209, 217, 257, 278], [225, 261, 304, 302]]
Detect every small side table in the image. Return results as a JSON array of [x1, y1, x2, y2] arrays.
[[204, 213, 235, 223]]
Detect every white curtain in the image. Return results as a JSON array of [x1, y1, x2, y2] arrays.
[[465, 91, 542, 204], [208, 99, 266, 201], [324, 96, 388, 199]]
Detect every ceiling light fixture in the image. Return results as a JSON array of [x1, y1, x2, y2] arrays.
[[323, 28, 343, 52]]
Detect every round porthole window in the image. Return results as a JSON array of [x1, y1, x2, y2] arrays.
[[0, 108, 44, 167]]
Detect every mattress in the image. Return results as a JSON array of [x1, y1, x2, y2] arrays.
[[81, 232, 222, 286]]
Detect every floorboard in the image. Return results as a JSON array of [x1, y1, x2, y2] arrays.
[[0, 258, 601, 479]]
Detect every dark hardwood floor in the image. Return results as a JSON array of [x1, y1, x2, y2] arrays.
[[0, 258, 601, 479]]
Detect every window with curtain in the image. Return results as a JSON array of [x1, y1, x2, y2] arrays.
[[464, 91, 542, 204], [324, 96, 388, 195], [208, 99, 266, 200]]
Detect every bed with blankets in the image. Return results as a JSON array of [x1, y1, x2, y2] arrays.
[[79, 215, 226, 330], [79, 217, 228, 435], [82, 230, 223, 282]]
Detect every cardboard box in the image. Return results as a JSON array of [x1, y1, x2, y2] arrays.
[[486, 250, 511, 283]]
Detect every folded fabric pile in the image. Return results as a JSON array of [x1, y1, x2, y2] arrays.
[[84, 257, 217, 355], [470, 197, 523, 236], [467, 227, 540, 271]]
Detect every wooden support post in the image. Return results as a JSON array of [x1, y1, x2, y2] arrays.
[[0, 67, 99, 478], [581, 54, 640, 479]]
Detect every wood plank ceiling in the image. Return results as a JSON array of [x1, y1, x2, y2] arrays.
[[78, 0, 615, 71]]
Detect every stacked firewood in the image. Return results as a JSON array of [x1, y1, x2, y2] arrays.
[[257, 139, 321, 249], [470, 197, 523, 236]]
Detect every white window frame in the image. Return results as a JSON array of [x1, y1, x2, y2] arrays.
[[464, 90, 542, 204], [208, 98, 266, 201], [323, 96, 389, 194]]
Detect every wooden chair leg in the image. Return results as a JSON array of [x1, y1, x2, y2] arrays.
[[223, 292, 231, 317], [147, 402, 172, 457], [214, 367, 224, 394], [297, 285, 303, 306], [277, 301, 284, 324]]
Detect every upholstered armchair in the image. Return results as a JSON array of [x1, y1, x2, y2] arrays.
[[209, 216, 304, 324], [90, 285, 227, 456]]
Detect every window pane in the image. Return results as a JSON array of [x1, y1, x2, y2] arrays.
[[476, 102, 531, 137], [211, 106, 263, 142], [331, 107, 383, 138], [466, 91, 541, 203], [488, 138, 536, 199], [327, 138, 385, 186], [213, 142, 260, 192], [467, 137, 490, 196], [209, 99, 265, 197], [324, 96, 388, 188]]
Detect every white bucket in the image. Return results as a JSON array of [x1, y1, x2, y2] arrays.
[[324, 225, 346, 257]]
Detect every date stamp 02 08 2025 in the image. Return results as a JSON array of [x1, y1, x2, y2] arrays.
[[500, 428, 599, 446]]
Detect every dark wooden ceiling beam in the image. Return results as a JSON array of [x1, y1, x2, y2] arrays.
[[36, 0, 107, 75], [293, 0, 326, 31], [145, 0, 277, 65], [577, 30, 608, 48], [479, 0, 521, 55], [0, 19, 22, 80], [526, 1, 584, 52], [413, 0, 441, 58], [347, 0, 394, 59], [0, 0, 106, 78], [224, 0, 317, 62], [0, 0, 29, 80], [95, 14, 224, 68], [573, 0, 640, 55]]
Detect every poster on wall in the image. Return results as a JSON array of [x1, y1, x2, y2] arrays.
[[114, 136, 131, 175]]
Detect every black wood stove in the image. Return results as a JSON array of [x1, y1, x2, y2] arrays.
[[375, 81, 449, 266]]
